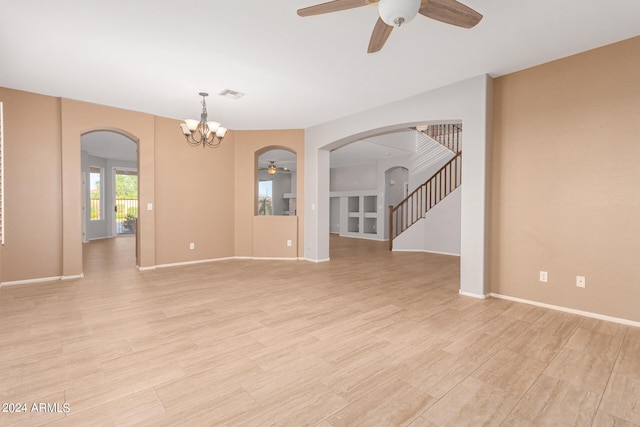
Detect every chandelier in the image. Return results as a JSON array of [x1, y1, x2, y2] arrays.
[[179, 92, 228, 148]]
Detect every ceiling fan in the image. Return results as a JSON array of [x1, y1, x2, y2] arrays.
[[297, 0, 483, 53], [259, 161, 291, 175]]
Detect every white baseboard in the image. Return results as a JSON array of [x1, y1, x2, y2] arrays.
[[1, 274, 83, 287], [490, 293, 640, 328], [154, 257, 236, 269], [62, 274, 84, 280], [459, 290, 489, 299], [338, 234, 385, 242], [300, 257, 330, 263], [153, 255, 305, 269], [393, 248, 461, 257]]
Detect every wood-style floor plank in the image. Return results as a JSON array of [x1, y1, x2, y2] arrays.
[[0, 234, 638, 426]]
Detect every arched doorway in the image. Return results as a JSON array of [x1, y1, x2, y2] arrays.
[[304, 75, 492, 297], [81, 130, 138, 269]]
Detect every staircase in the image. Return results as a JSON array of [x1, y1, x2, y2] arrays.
[[389, 124, 462, 250]]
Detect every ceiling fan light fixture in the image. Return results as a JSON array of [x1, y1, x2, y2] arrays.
[[379, 0, 421, 27], [267, 162, 278, 175]]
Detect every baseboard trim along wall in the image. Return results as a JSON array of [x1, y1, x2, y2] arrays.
[[154, 257, 237, 269], [490, 292, 640, 328], [301, 257, 331, 263], [459, 290, 489, 299], [155, 256, 303, 270], [1, 273, 84, 287], [394, 249, 461, 257]]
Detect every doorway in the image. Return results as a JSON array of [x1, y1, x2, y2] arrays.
[[113, 168, 138, 236], [80, 131, 138, 260]]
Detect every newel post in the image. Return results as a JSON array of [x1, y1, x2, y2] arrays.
[[388, 205, 394, 251]]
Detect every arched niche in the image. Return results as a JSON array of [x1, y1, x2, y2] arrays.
[[255, 147, 297, 216]]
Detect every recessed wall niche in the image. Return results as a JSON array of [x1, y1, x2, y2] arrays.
[[256, 148, 297, 216]]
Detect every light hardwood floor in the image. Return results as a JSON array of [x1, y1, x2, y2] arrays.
[[1, 235, 638, 426]]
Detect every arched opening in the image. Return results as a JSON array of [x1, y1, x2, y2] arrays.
[[305, 75, 492, 297], [327, 125, 458, 254], [80, 129, 139, 271], [255, 147, 297, 216]]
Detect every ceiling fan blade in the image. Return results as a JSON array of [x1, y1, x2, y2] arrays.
[[368, 17, 393, 53], [419, 0, 482, 29], [297, 0, 373, 17]]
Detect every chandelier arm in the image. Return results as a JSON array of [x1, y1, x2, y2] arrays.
[[186, 135, 204, 147], [205, 138, 223, 149]]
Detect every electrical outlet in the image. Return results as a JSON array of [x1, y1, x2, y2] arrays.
[[287, 240, 292, 247], [576, 276, 586, 288], [189, 242, 195, 250], [539, 271, 548, 283]]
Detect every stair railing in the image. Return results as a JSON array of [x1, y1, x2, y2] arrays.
[[424, 123, 462, 153], [389, 151, 462, 250]]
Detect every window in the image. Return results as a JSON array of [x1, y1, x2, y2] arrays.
[[89, 166, 102, 221], [115, 169, 138, 235], [258, 180, 273, 215]]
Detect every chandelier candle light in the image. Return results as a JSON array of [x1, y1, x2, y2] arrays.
[[180, 92, 228, 148]]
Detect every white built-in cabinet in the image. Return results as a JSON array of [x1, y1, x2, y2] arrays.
[[283, 192, 296, 216], [331, 190, 382, 240]]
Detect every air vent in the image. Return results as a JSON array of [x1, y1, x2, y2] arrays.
[[219, 89, 245, 100]]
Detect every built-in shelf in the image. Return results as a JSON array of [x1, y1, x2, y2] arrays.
[[329, 190, 382, 240], [348, 196, 359, 214], [363, 217, 377, 234]]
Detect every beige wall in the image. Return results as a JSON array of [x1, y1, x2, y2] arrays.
[[253, 216, 298, 258], [154, 117, 235, 265], [0, 88, 62, 282], [491, 36, 640, 322], [234, 130, 305, 258]]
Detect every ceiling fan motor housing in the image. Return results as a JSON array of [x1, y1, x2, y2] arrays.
[[379, 0, 422, 27]]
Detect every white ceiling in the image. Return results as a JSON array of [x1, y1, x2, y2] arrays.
[[330, 130, 417, 168], [1, 1, 638, 132], [258, 149, 298, 172], [82, 131, 138, 162]]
